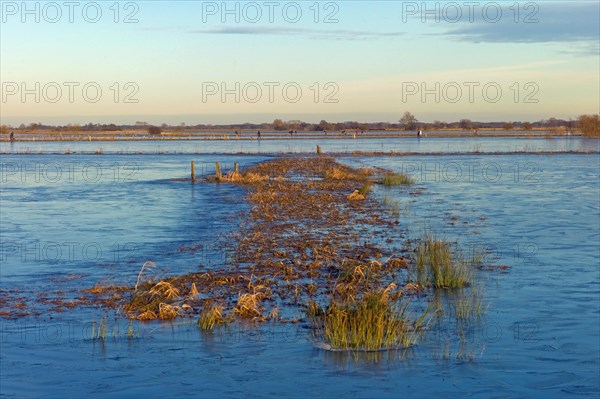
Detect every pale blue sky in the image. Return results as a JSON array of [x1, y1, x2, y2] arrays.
[[1, 0, 598, 125]]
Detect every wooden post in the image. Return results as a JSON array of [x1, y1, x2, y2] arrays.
[[234, 163, 239, 174], [215, 162, 222, 181], [191, 161, 195, 181]]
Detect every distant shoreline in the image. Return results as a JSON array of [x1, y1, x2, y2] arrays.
[[0, 129, 586, 142]]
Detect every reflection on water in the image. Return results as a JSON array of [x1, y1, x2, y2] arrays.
[[321, 346, 416, 369]]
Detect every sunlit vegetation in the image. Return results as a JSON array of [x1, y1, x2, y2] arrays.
[[2, 155, 500, 355], [382, 172, 414, 186], [198, 304, 226, 331], [414, 235, 471, 289], [578, 114, 600, 137], [308, 287, 429, 351]]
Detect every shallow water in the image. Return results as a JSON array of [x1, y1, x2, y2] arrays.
[[1, 143, 598, 398], [0, 154, 269, 290], [2, 136, 598, 154]]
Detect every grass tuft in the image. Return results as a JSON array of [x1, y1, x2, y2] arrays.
[[158, 302, 184, 319], [358, 181, 373, 196], [382, 172, 414, 186], [415, 236, 471, 289], [149, 281, 180, 299], [198, 304, 226, 330], [311, 287, 428, 351], [125, 278, 183, 320], [233, 285, 269, 319]]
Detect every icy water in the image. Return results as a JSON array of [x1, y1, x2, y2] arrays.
[[1, 139, 599, 398], [0, 154, 268, 288], [2, 136, 598, 155]]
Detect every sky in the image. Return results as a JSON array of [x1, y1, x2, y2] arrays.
[[0, 0, 599, 125]]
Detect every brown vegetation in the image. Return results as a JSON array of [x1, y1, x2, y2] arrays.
[[578, 114, 600, 137], [0, 156, 499, 353], [99, 157, 416, 328]]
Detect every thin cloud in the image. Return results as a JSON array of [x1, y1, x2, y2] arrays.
[[187, 26, 406, 40]]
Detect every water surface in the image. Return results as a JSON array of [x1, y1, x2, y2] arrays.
[[1, 144, 598, 398]]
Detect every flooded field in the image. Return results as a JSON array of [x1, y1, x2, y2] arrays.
[[2, 136, 598, 155], [1, 138, 598, 398]]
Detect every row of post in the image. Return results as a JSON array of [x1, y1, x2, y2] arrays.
[[191, 145, 324, 181], [191, 161, 238, 181]]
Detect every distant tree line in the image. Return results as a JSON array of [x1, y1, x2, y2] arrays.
[[2, 114, 598, 136]]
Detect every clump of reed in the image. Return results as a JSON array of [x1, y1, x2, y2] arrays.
[[125, 279, 185, 320], [415, 236, 471, 289], [157, 302, 185, 319], [234, 292, 263, 318], [125, 261, 201, 320], [198, 304, 226, 331], [149, 281, 180, 298], [324, 166, 371, 182], [382, 172, 414, 186], [310, 285, 428, 351], [233, 284, 270, 320]]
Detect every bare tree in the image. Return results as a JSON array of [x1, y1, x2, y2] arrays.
[[399, 112, 418, 131], [459, 119, 472, 130], [272, 119, 286, 131], [578, 114, 600, 137]]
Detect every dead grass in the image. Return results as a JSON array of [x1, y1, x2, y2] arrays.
[[325, 167, 356, 180], [125, 275, 185, 319], [234, 284, 270, 320], [148, 281, 180, 299], [198, 304, 226, 330], [6, 155, 493, 359], [158, 302, 185, 319], [347, 190, 366, 201]]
